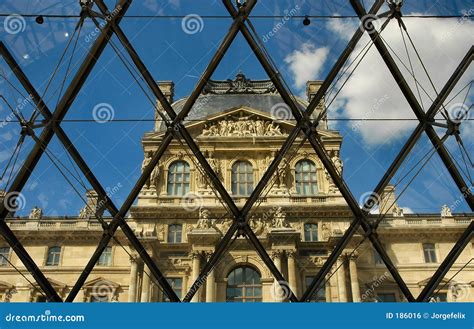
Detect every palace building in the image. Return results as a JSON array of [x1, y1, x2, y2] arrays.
[[0, 74, 472, 303]]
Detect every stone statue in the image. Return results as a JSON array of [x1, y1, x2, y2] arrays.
[[249, 216, 265, 236], [196, 208, 214, 230], [441, 205, 452, 217], [321, 223, 330, 240], [208, 152, 221, 181], [392, 204, 404, 217], [196, 168, 207, 189], [78, 206, 89, 219], [275, 159, 288, 188], [265, 122, 282, 136], [271, 207, 290, 228], [331, 155, 343, 175], [151, 164, 161, 189], [29, 206, 43, 220], [142, 151, 153, 188]]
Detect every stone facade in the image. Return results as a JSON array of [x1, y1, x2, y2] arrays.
[[0, 75, 472, 303]]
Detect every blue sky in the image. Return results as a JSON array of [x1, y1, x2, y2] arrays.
[[0, 0, 472, 218]]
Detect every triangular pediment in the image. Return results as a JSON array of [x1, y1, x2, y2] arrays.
[[417, 277, 450, 287], [83, 277, 120, 289], [30, 277, 66, 289], [147, 106, 340, 139], [0, 280, 14, 289]]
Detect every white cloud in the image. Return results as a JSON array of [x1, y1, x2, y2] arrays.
[[285, 15, 473, 146], [331, 15, 474, 146], [284, 42, 329, 89]]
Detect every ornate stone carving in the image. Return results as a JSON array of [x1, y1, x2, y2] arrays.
[[275, 159, 289, 189], [331, 155, 343, 175], [321, 223, 330, 240], [202, 118, 284, 137], [392, 204, 404, 217], [287, 250, 297, 259], [142, 151, 161, 192], [29, 206, 43, 220], [198, 151, 221, 190], [142, 151, 153, 188], [151, 165, 161, 190], [202, 72, 277, 95], [310, 256, 325, 266], [78, 206, 90, 219], [270, 249, 284, 260], [189, 251, 201, 260], [249, 216, 265, 236], [271, 207, 291, 229], [195, 208, 215, 230], [441, 205, 452, 217]]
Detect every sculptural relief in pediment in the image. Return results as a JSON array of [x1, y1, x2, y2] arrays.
[[201, 116, 286, 137]]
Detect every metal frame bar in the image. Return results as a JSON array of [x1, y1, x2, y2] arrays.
[[0, 0, 470, 304], [0, 0, 132, 302], [186, 0, 416, 303], [0, 43, 181, 302], [351, 0, 473, 210], [350, 0, 474, 302], [69, 0, 260, 303], [303, 44, 473, 302]]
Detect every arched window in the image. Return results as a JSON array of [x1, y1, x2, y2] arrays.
[[304, 223, 318, 242], [295, 160, 318, 195], [167, 224, 182, 243], [231, 161, 253, 196], [226, 266, 262, 302], [167, 161, 190, 196]]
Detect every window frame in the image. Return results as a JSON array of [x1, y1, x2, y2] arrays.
[[226, 266, 262, 302], [166, 160, 191, 196], [304, 275, 326, 302], [0, 247, 10, 267], [97, 246, 113, 266], [162, 277, 183, 302], [231, 161, 254, 196], [304, 223, 319, 242], [45, 246, 61, 266], [167, 224, 183, 244], [422, 243, 437, 263], [295, 159, 318, 196]]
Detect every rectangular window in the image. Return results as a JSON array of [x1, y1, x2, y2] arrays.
[[167, 224, 182, 243], [0, 247, 10, 267], [423, 243, 437, 263], [376, 293, 396, 302], [46, 246, 61, 266], [162, 278, 182, 302], [304, 224, 318, 242], [305, 276, 326, 302], [374, 249, 384, 265], [97, 246, 112, 266]]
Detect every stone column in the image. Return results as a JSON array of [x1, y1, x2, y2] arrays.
[[287, 250, 298, 299], [336, 257, 347, 302], [271, 250, 284, 302], [128, 257, 139, 302], [205, 252, 215, 302], [140, 264, 151, 302], [349, 254, 361, 302], [190, 251, 201, 302]]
